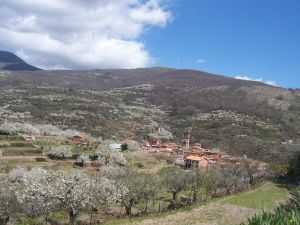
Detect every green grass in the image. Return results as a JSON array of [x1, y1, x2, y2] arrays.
[[158, 166, 179, 175], [103, 182, 289, 225], [2, 147, 42, 156], [0, 162, 49, 170], [32, 140, 59, 147], [0, 135, 23, 141], [7, 141, 33, 147], [219, 182, 288, 210]]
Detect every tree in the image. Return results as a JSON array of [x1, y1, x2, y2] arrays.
[[48, 145, 72, 159], [117, 171, 145, 216], [186, 169, 204, 203], [243, 160, 257, 185], [110, 150, 126, 166], [106, 168, 159, 216], [212, 164, 246, 195], [11, 167, 59, 222], [0, 175, 15, 224], [121, 143, 128, 152], [50, 171, 93, 225], [162, 170, 190, 204], [76, 155, 91, 167], [138, 174, 162, 214], [90, 175, 125, 223]]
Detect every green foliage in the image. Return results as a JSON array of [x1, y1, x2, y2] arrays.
[[121, 143, 128, 152], [35, 157, 48, 162], [158, 167, 179, 175], [267, 163, 290, 177]]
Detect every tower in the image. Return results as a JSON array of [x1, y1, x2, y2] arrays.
[[182, 130, 190, 150]]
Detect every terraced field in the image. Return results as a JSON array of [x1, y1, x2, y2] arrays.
[[0, 135, 66, 171]]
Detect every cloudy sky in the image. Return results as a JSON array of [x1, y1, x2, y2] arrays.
[[1, 0, 299, 87], [0, 0, 171, 69]]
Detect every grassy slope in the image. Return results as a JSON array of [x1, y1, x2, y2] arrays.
[[104, 182, 288, 225]]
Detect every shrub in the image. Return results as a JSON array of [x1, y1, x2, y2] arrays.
[[275, 95, 284, 100], [35, 157, 48, 162], [0, 141, 11, 147], [289, 104, 300, 111], [111, 150, 126, 166], [166, 156, 176, 164], [267, 163, 290, 178], [48, 146, 72, 159], [121, 143, 128, 152], [134, 162, 145, 168], [76, 155, 91, 167]]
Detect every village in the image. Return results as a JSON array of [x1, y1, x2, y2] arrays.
[[18, 128, 267, 173], [136, 130, 267, 172]]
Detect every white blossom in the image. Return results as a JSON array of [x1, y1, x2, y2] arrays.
[[76, 155, 91, 166], [49, 145, 72, 159]]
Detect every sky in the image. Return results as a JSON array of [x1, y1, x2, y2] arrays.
[[0, 0, 299, 88]]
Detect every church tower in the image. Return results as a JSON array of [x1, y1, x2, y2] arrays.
[[182, 129, 190, 150]]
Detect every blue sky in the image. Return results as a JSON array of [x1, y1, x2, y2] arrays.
[[144, 0, 300, 88], [1, 0, 299, 88]]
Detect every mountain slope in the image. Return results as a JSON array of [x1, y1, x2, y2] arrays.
[[0, 51, 41, 71], [0, 53, 299, 163]]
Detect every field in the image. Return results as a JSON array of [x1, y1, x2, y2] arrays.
[[103, 182, 288, 225]]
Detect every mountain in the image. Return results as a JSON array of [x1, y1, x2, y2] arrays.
[[0, 50, 41, 71], [0, 52, 299, 164]]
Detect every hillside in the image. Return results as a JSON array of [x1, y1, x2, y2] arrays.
[[0, 53, 299, 163], [0, 50, 41, 71]]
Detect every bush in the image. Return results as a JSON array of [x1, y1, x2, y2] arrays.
[[35, 157, 48, 162], [166, 156, 176, 164], [267, 163, 290, 178], [76, 155, 91, 167], [276, 95, 284, 100], [48, 145, 72, 159], [0, 141, 11, 147], [289, 104, 300, 111], [121, 143, 128, 152], [134, 162, 145, 168]]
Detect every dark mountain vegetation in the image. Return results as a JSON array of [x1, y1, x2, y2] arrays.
[[0, 52, 299, 164], [0, 51, 41, 71]]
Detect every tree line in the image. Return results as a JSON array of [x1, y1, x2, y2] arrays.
[[0, 160, 260, 225]]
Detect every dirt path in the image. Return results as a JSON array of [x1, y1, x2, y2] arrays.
[[127, 203, 257, 225]]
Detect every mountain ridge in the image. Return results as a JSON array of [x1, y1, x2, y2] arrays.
[[0, 50, 41, 71], [0, 51, 299, 163]]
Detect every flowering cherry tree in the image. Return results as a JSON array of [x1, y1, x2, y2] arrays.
[[11, 167, 59, 221], [48, 145, 72, 159], [48, 171, 93, 225], [0, 174, 15, 224]]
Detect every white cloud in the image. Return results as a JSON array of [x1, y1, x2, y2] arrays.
[[265, 80, 277, 86], [0, 0, 171, 69], [196, 58, 206, 64], [235, 76, 277, 86]]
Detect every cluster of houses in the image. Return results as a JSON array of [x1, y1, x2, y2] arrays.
[[21, 130, 266, 171], [139, 130, 266, 171], [139, 140, 246, 169]]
